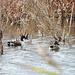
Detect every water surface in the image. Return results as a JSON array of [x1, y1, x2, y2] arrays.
[[0, 35, 75, 75]]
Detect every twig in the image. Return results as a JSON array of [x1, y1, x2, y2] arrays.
[[68, 2, 74, 38]]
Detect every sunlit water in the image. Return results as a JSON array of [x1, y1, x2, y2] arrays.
[[0, 35, 75, 75]]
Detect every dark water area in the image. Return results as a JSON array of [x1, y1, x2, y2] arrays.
[[0, 34, 75, 75]]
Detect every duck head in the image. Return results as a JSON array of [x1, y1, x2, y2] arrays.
[[54, 40, 59, 45]]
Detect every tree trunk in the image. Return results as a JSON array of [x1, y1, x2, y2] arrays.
[[0, 0, 3, 55], [0, 30, 3, 55]]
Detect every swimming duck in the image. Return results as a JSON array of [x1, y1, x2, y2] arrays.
[[8, 41, 21, 46], [49, 45, 59, 52], [49, 40, 59, 52]]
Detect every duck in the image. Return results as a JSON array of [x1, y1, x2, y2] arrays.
[[49, 40, 59, 52], [49, 45, 59, 52], [21, 34, 28, 41], [8, 41, 21, 46]]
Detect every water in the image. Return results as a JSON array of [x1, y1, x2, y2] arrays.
[[0, 35, 75, 75]]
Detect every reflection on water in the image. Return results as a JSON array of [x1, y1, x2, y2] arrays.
[[0, 35, 75, 75]]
